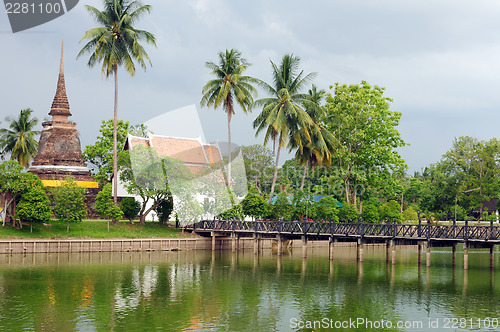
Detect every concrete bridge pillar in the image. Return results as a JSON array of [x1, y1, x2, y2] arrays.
[[301, 236, 308, 258], [418, 242, 422, 265], [231, 233, 238, 253], [386, 241, 390, 262], [253, 235, 260, 255], [426, 242, 431, 267], [452, 243, 457, 266], [490, 244, 495, 269], [357, 238, 364, 262], [463, 243, 469, 270], [277, 235, 283, 256], [391, 240, 396, 265], [211, 231, 216, 251], [329, 237, 335, 260]]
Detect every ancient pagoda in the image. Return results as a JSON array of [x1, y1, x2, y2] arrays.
[[29, 43, 98, 189]]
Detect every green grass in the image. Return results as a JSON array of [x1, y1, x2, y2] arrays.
[[0, 219, 193, 239]]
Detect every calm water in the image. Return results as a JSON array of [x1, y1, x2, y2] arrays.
[[0, 245, 498, 331]]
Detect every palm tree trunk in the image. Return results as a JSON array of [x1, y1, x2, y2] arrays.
[[227, 111, 232, 189], [113, 65, 118, 206], [269, 145, 281, 203], [300, 162, 308, 190]]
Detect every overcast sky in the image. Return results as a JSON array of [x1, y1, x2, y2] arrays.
[[2, 0, 500, 174]]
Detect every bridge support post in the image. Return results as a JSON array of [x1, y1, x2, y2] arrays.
[[301, 236, 308, 258], [357, 238, 364, 262], [464, 243, 469, 270], [231, 233, 236, 253], [452, 243, 457, 267], [426, 242, 431, 267], [329, 237, 335, 260], [391, 240, 396, 265], [418, 242, 422, 265], [211, 232, 216, 251], [386, 241, 390, 262], [490, 244, 495, 269], [253, 234, 260, 255], [277, 235, 283, 256]]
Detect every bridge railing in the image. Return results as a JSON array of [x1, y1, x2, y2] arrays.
[[192, 220, 500, 241]]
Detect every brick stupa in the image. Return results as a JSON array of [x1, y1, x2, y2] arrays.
[[29, 43, 98, 189]]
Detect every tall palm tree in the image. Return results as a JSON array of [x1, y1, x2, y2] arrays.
[[0, 108, 40, 168], [201, 49, 258, 188], [253, 54, 316, 202], [78, 0, 156, 204], [291, 85, 337, 190]]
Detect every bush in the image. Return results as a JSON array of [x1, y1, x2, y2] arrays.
[[315, 196, 339, 222], [272, 193, 292, 221], [52, 178, 87, 232], [120, 197, 141, 222], [402, 206, 418, 222], [95, 183, 123, 222], [15, 185, 51, 231], [154, 198, 174, 224], [241, 188, 268, 220], [219, 204, 243, 220], [361, 204, 379, 223], [379, 200, 402, 223], [339, 202, 359, 222]]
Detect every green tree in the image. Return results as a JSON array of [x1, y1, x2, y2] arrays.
[[324, 81, 407, 206], [95, 183, 123, 230], [201, 49, 258, 187], [315, 196, 339, 222], [154, 198, 174, 225], [241, 188, 268, 220], [15, 185, 51, 232], [361, 204, 379, 223], [402, 206, 418, 222], [120, 197, 141, 223], [0, 161, 41, 228], [78, 0, 156, 205], [52, 178, 87, 232], [83, 119, 129, 187], [379, 200, 402, 223], [253, 54, 316, 203], [271, 193, 292, 221], [237, 144, 275, 196], [338, 202, 359, 222], [0, 108, 40, 168]]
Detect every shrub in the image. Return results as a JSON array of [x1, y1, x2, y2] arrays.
[[52, 178, 87, 232], [361, 204, 379, 223], [402, 206, 418, 222], [338, 202, 359, 222], [241, 188, 268, 220], [315, 196, 339, 222], [15, 185, 51, 232], [120, 197, 141, 222], [379, 200, 402, 223], [272, 193, 292, 221], [95, 183, 123, 223], [154, 198, 174, 224]]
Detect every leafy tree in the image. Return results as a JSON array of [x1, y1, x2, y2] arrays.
[[315, 196, 339, 222], [154, 198, 174, 225], [241, 188, 267, 220], [78, 0, 156, 205], [95, 183, 123, 230], [379, 200, 402, 223], [324, 81, 407, 206], [402, 206, 418, 222], [201, 49, 258, 188], [120, 197, 141, 223], [338, 202, 359, 222], [253, 54, 316, 203], [361, 204, 379, 223], [237, 144, 274, 196], [271, 193, 292, 221], [218, 204, 243, 220], [0, 108, 40, 168], [15, 185, 51, 232], [52, 178, 87, 232], [0, 161, 42, 228], [83, 119, 129, 187]]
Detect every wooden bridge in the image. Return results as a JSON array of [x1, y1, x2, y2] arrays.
[[187, 219, 500, 270]]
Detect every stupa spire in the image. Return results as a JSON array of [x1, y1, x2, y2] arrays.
[[49, 41, 71, 118]]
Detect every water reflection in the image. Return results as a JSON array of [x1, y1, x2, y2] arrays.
[[0, 247, 498, 331]]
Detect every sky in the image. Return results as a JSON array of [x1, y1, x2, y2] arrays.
[[2, 0, 500, 174]]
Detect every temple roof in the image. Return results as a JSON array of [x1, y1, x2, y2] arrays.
[[49, 42, 71, 117]]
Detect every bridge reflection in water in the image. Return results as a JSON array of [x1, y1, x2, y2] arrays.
[[188, 219, 500, 270]]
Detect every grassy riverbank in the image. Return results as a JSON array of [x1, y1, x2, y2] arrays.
[[0, 220, 193, 239]]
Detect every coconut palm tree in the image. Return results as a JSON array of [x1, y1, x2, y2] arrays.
[[201, 49, 258, 188], [291, 85, 337, 190], [0, 108, 40, 168], [253, 54, 316, 202], [78, 0, 156, 204]]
